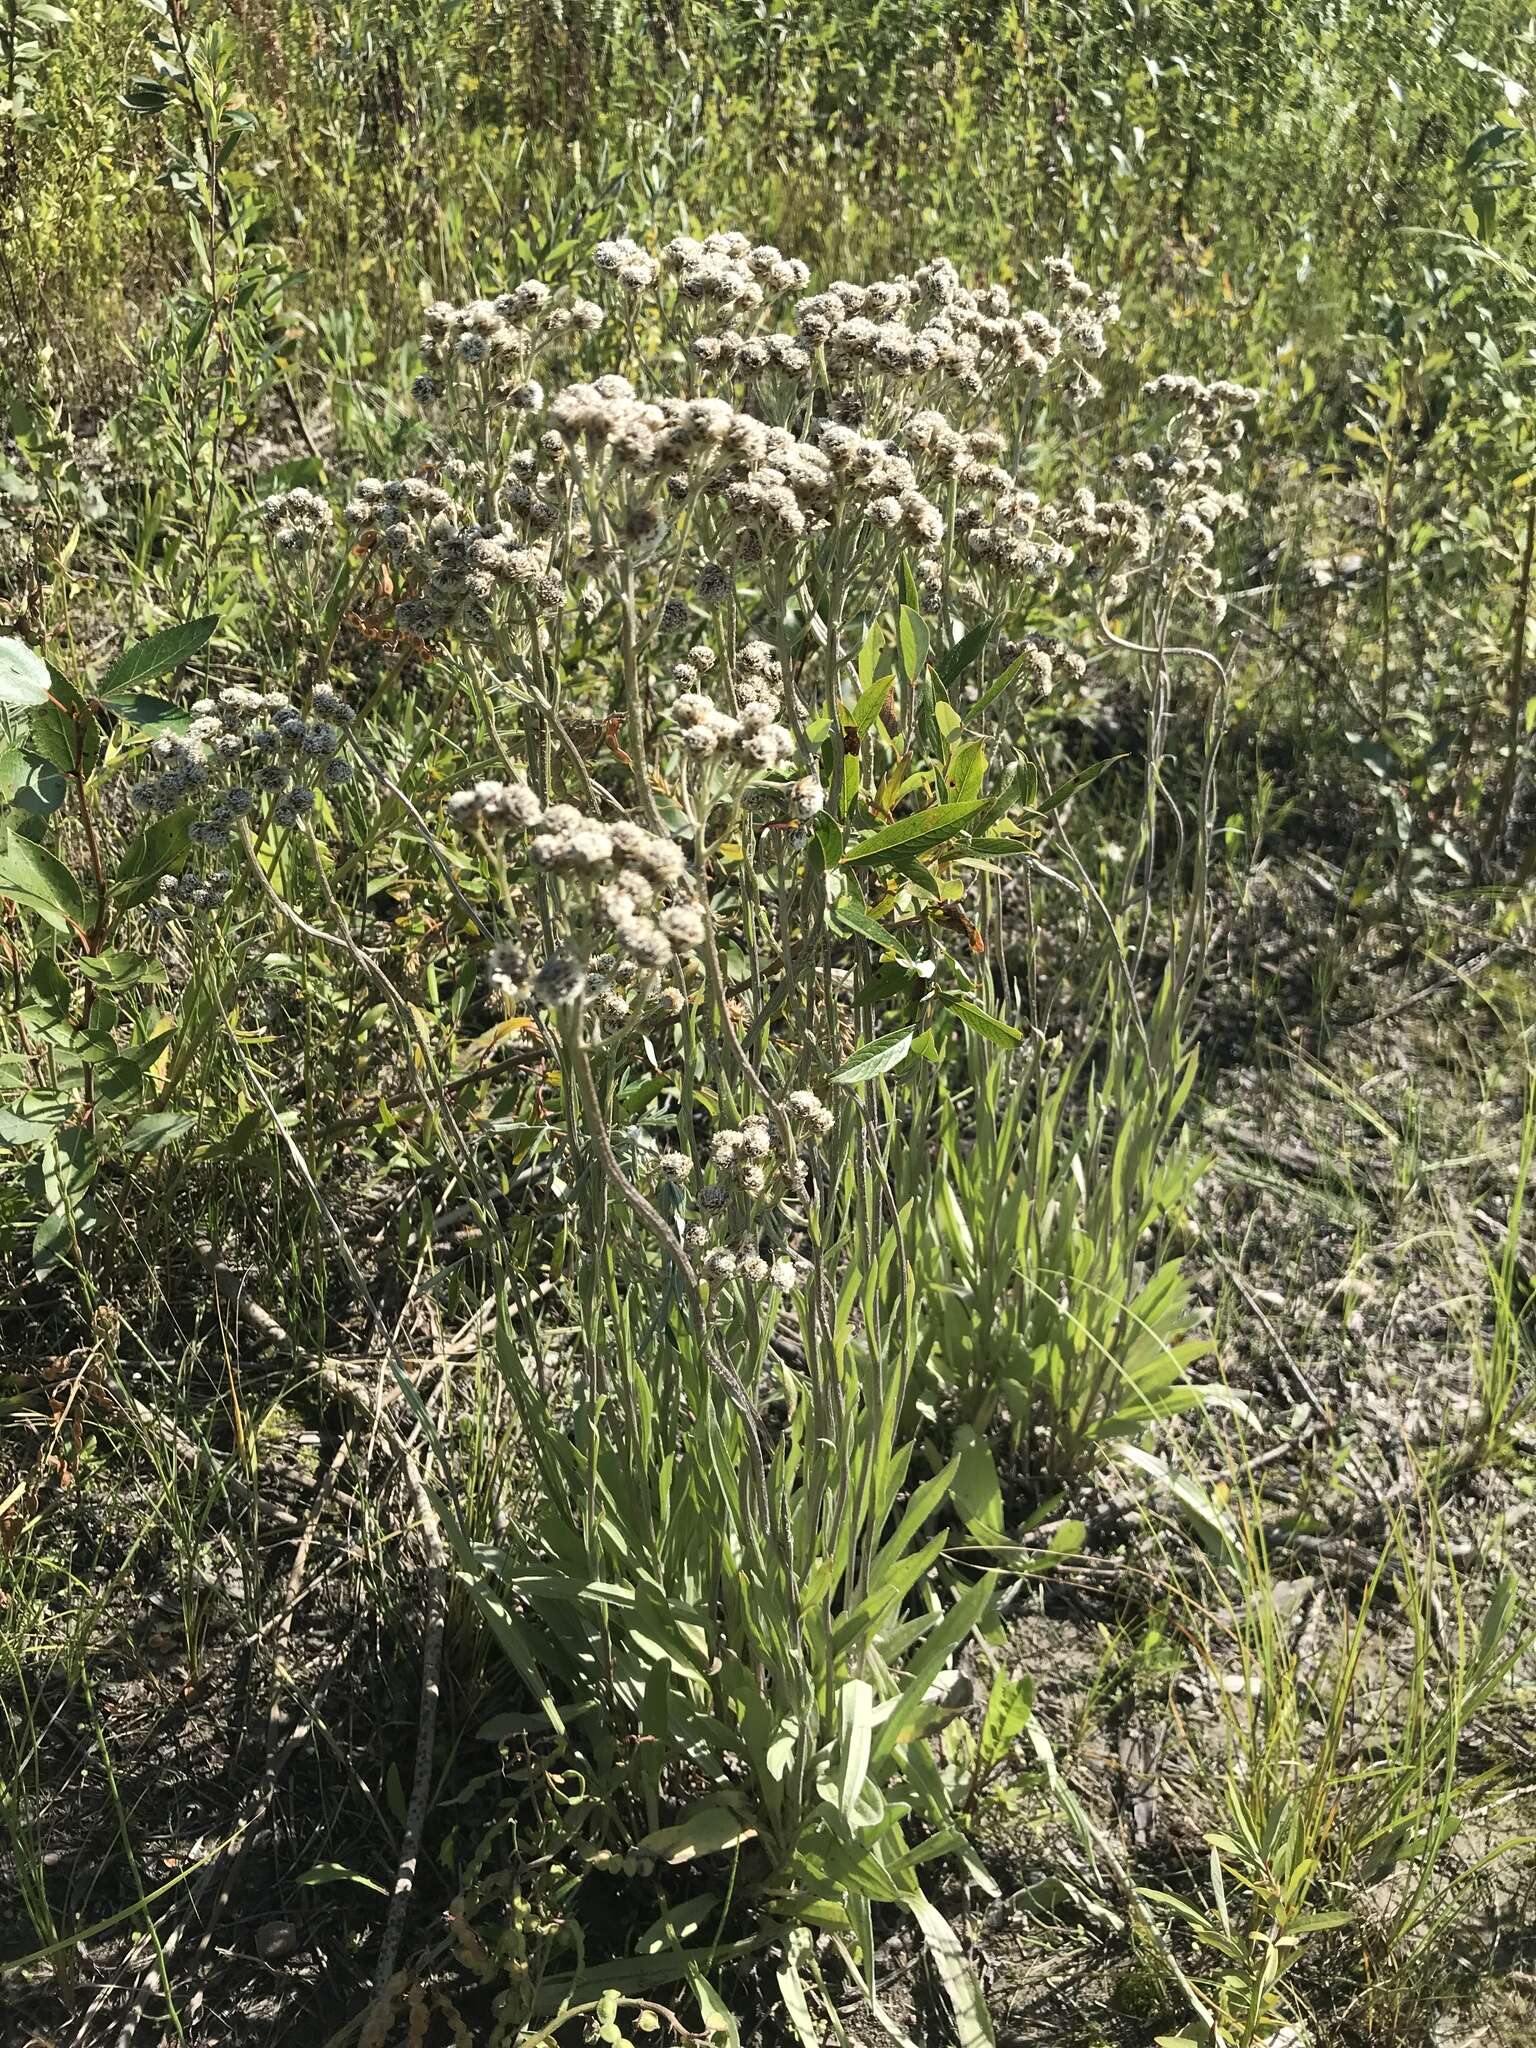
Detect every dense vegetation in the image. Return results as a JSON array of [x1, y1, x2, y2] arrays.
[[2, 3, 1535, 2044]]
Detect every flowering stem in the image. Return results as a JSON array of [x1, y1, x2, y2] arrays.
[[559, 1010, 773, 1528]]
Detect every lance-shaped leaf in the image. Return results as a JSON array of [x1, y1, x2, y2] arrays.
[[840, 800, 986, 869], [100, 615, 218, 697]]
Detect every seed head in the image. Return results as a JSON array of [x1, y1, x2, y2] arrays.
[[488, 943, 534, 997], [534, 956, 586, 1007], [786, 1088, 834, 1139], [658, 904, 705, 952], [274, 786, 317, 826], [616, 916, 673, 972]]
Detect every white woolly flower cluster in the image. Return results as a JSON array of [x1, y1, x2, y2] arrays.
[[446, 784, 704, 982], [132, 683, 354, 930], [734, 638, 780, 694], [784, 249, 1113, 403], [258, 486, 333, 557], [1042, 253, 1122, 354], [592, 235, 661, 291], [1062, 485, 1155, 587], [696, 1239, 816, 1294], [668, 690, 796, 771], [1143, 373, 1263, 421], [344, 477, 565, 636], [413, 279, 604, 402], [144, 868, 230, 929], [652, 1092, 834, 1290], [658, 232, 810, 314], [814, 421, 946, 543], [130, 683, 353, 839], [558, 240, 1117, 460], [691, 329, 812, 380], [443, 779, 546, 834], [661, 638, 719, 698], [127, 731, 209, 819], [588, 232, 812, 355], [662, 633, 799, 774], [385, 238, 1156, 626], [1103, 374, 1261, 617], [343, 474, 457, 530], [707, 1111, 800, 1201], [902, 411, 1012, 484], [486, 942, 655, 1032], [664, 643, 823, 816], [376, 240, 1142, 656], [954, 478, 1076, 581], [542, 379, 948, 560], [990, 630, 1090, 703]]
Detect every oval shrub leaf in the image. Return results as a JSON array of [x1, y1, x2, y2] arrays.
[[108, 692, 191, 731], [935, 617, 993, 689], [830, 1025, 914, 1085], [831, 897, 913, 957], [896, 605, 930, 685], [0, 637, 52, 714], [25, 703, 80, 775], [0, 742, 25, 802], [123, 1110, 197, 1154], [113, 814, 190, 906], [5, 749, 69, 820], [0, 1095, 74, 1146], [0, 835, 86, 930], [849, 667, 895, 736]]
